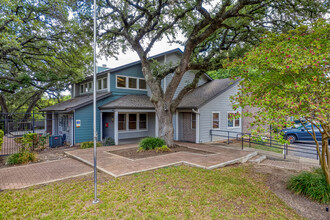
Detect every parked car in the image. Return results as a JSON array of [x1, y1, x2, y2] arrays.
[[281, 124, 329, 144]]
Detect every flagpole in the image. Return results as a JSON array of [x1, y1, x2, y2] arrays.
[[92, 0, 99, 204]]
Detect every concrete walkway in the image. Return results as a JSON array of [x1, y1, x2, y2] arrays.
[[0, 158, 93, 190], [65, 143, 257, 177]]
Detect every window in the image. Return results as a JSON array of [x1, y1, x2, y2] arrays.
[[118, 113, 148, 132], [117, 76, 126, 88], [129, 78, 137, 89], [139, 114, 147, 129], [103, 78, 107, 89], [191, 113, 196, 129], [139, 79, 147, 90], [118, 114, 126, 131], [212, 112, 220, 129], [80, 84, 84, 94], [98, 79, 102, 90], [228, 112, 240, 128], [129, 114, 137, 130], [116, 75, 147, 90]]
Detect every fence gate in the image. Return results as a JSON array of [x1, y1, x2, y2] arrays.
[[0, 113, 48, 156]]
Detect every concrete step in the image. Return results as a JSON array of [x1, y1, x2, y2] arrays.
[[248, 155, 267, 164]]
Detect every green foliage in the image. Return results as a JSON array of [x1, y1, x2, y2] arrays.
[[155, 145, 171, 152], [21, 133, 39, 150], [80, 141, 102, 149], [102, 137, 115, 146], [138, 137, 166, 151], [6, 151, 36, 165], [0, 129, 3, 152], [288, 168, 330, 203]]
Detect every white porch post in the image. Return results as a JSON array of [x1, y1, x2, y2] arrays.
[[196, 112, 200, 143], [155, 113, 159, 137], [100, 112, 103, 142], [114, 111, 118, 145], [175, 110, 179, 141], [52, 112, 55, 135]]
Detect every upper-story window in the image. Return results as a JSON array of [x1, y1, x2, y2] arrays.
[[116, 75, 147, 90], [97, 77, 107, 90], [80, 77, 107, 94]]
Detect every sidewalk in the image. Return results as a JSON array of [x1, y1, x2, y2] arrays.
[[0, 158, 93, 190]]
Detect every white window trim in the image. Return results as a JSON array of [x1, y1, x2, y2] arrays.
[[212, 111, 221, 130], [80, 76, 108, 94], [118, 113, 148, 133], [191, 113, 196, 130], [116, 75, 147, 91], [227, 111, 241, 129], [98, 77, 108, 91]]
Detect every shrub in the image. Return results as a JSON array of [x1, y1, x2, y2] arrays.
[[6, 151, 36, 165], [0, 129, 3, 152], [138, 137, 166, 151], [80, 141, 102, 149], [103, 137, 115, 146], [287, 168, 330, 203], [155, 145, 171, 152]]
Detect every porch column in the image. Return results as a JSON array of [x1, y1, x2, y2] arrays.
[[196, 112, 200, 143], [52, 112, 55, 135], [155, 113, 159, 137], [175, 110, 179, 141], [114, 111, 118, 145]]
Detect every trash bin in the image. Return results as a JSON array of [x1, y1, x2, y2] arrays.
[[49, 135, 62, 148]]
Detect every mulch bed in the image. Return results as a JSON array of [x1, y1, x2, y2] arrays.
[[109, 145, 214, 159]]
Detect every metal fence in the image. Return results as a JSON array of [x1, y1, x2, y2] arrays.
[[0, 112, 73, 156], [210, 129, 321, 160]]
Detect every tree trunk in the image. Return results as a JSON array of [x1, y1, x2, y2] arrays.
[[155, 102, 175, 148], [321, 133, 330, 185], [0, 94, 9, 134]]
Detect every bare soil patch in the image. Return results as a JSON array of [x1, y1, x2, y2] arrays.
[[0, 145, 80, 169], [251, 164, 329, 220], [109, 145, 214, 159]]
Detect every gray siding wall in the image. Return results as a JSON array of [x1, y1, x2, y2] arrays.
[[199, 84, 242, 143]]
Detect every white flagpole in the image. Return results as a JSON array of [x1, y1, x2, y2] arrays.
[[92, 0, 99, 204]]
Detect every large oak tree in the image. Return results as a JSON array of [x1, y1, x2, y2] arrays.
[[97, 0, 327, 147]]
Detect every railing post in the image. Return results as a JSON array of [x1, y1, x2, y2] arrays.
[[227, 131, 229, 144], [284, 144, 286, 159], [210, 130, 213, 142], [249, 134, 251, 148], [241, 134, 243, 150]]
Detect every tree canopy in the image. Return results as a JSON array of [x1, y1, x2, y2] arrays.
[[95, 0, 328, 146], [0, 0, 93, 115], [229, 19, 330, 184]]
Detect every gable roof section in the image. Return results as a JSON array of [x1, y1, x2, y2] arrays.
[[99, 78, 238, 110], [41, 93, 112, 112], [99, 94, 154, 110], [178, 78, 239, 109], [84, 48, 212, 81]]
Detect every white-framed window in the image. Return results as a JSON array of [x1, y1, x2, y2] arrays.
[[80, 77, 107, 94], [116, 75, 147, 91], [212, 112, 220, 129], [191, 113, 196, 129], [118, 113, 148, 132], [227, 111, 241, 128], [118, 114, 126, 131]]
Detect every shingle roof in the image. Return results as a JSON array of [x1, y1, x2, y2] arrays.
[[98, 78, 238, 110], [99, 94, 154, 110], [178, 78, 239, 108], [41, 93, 112, 112]]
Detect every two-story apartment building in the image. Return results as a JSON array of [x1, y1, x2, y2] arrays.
[[41, 48, 243, 145]]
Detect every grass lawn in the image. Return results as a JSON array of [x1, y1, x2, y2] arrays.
[[249, 143, 283, 154], [0, 165, 301, 219]]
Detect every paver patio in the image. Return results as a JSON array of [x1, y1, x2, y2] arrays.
[[0, 158, 93, 190], [65, 142, 257, 177]]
